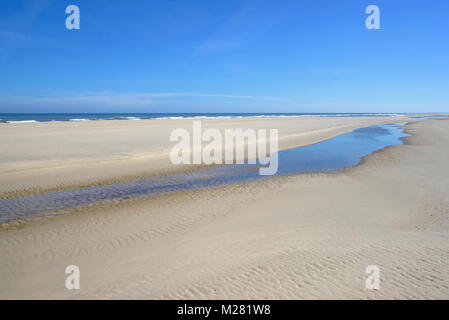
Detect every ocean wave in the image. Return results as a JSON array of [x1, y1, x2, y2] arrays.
[[154, 116, 185, 120], [252, 115, 303, 118], [69, 118, 89, 121], [6, 120, 37, 124]]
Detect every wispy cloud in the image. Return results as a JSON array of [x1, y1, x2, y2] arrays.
[[196, 0, 285, 54], [313, 68, 360, 75], [0, 0, 53, 45], [0, 30, 29, 43], [196, 40, 244, 54], [190, 93, 287, 101], [0, 91, 287, 112]]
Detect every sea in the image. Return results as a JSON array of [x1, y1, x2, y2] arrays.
[[0, 113, 405, 123]]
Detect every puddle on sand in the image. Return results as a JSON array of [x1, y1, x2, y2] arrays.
[[0, 123, 410, 224]]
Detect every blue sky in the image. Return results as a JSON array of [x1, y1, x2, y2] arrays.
[[0, 0, 448, 113]]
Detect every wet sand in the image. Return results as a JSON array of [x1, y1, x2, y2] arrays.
[[0, 116, 408, 199], [1, 117, 449, 299]]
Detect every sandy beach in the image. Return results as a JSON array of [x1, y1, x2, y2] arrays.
[[1, 116, 448, 299], [0, 116, 409, 198]]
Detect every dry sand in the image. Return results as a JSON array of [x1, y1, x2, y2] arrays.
[[0, 117, 449, 299]]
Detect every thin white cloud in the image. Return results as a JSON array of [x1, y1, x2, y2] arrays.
[[196, 40, 244, 54], [195, 0, 285, 55], [191, 93, 287, 101], [312, 68, 360, 75], [0, 31, 29, 42], [0, 91, 287, 111]]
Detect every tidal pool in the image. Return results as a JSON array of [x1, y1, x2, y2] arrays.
[[0, 123, 409, 224]]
